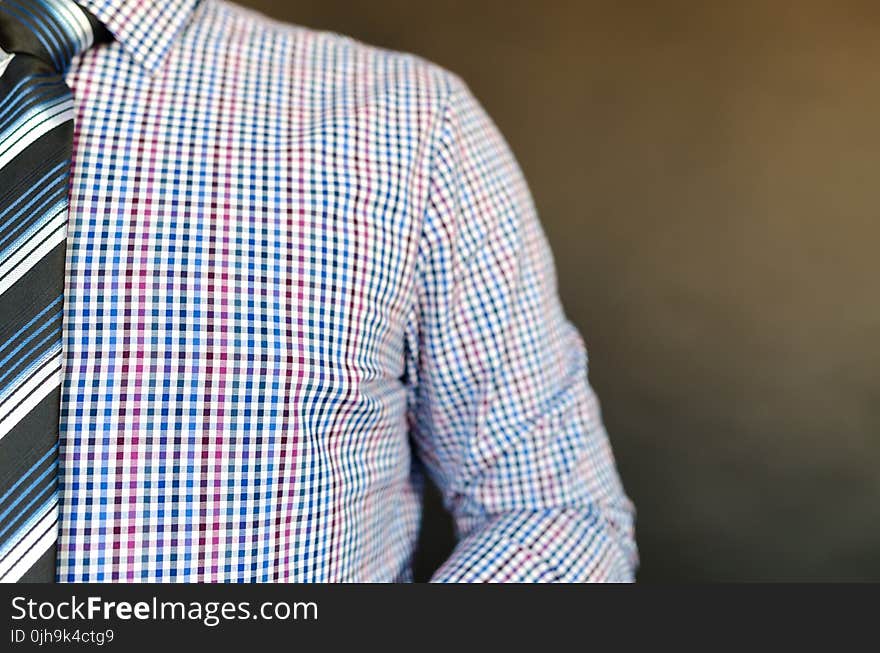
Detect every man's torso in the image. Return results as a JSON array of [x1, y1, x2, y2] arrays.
[[59, 0, 447, 581]]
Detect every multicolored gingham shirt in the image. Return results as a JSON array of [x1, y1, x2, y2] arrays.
[[56, 0, 637, 582]]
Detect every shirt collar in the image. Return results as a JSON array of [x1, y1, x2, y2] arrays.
[[79, 0, 201, 73]]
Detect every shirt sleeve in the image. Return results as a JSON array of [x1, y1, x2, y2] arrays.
[[403, 75, 638, 583]]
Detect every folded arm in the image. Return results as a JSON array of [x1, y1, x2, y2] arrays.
[[405, 76, 637, 582]]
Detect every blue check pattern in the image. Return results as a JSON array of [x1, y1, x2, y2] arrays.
[[53, 0, 637, 582]]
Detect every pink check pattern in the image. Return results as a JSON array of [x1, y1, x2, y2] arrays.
[[57, 0, 637, 582]]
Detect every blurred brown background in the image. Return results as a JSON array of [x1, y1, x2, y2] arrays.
[[239, 0, 880, 581]]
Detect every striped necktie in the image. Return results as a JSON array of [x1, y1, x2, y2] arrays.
[[0, 0, 105, 583]]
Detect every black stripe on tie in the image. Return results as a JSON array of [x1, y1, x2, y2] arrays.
[[0, 159, 70, 218], [0, 2, 73, 73], [0, 130, 69, 211], [0, 139, 70, 195], [17, 542, 57, 583], [0, 218, 67, 285], [0, 389, 61, 498], [0, 57, 68, 126], [0, 56, 55, 97], [1, 516, 58, 582], [0, 241, 66, 345]]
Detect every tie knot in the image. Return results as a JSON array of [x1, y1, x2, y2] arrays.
[[0, 0, 104, 74]]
